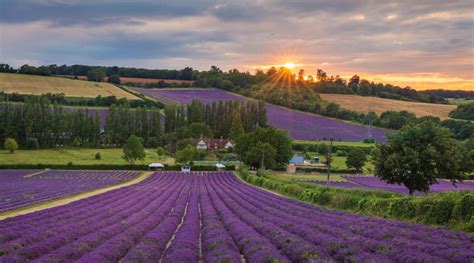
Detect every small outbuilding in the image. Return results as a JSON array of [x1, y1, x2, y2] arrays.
[[289, 155, 305, 165], [215, 163, 226, 171], [148, 163, 164, 170]]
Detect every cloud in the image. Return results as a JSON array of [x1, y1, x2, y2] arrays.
[[0, 0, 472, 89]]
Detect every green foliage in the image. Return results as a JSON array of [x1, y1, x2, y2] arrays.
[[374, 122, 471, 195], [156, 147, 165, 157], [188, 122, 213, 139], [228, 113, 245, 140], [25, 138, 39, 150], [72, 137, 82, 147], [146, 137, 160, 148], [122, 135, 146, 164], [86, 68, 106, 82], [175, 144, 198, 164], [4, 138, 18, 154], [345, 148, 367, 172], [107, 74, 121, 84], [449, 102, 474, 121], [236, 127, 293, 169], [245, 142, 277, 169], [176, 138, 195, 151], [95, 152, 101, 160]]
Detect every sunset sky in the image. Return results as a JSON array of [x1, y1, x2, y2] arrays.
[[0, 0, 473, 90]]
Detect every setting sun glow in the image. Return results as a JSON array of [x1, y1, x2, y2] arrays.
[[283, 62, 296, 69]]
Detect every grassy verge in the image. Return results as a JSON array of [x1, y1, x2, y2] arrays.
[[0, 148, 174, 166], [238, 167, 474, 233]]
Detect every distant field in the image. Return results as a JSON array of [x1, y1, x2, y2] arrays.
[[59, 75, 194, 84], [133, 88, 388, 142], [448, 98, 474, 105], [0, 148, 173, 166], [0, 73, 139, 99], [320, 94, 456, 119], [294, 140, 375, 147]]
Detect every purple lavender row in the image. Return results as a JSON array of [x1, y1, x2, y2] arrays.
[[217, 173, 474, 262], [344, 176, 474, 195], [0, 173, 176, 262], [121, 174, 193, 262], [0, 170, 139, 212], [198, 175, 242, 262], [208, 174, 328, 262], [162, 175, 200, 262], [133, 88, 387, 142], [204, 174, 290, 262]]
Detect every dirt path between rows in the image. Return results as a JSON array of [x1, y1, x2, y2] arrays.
[[0, 171, 154, 220]]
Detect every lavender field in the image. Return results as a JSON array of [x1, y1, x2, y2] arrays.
[[133, 88, 387, 142], [308, 176, 474, 195], [0, 171, 472, 262], [0, 170, 139, 212]]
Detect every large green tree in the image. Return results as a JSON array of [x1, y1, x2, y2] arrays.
[[235, 127, 292, 168], [345, 148, 367, 172], [122, 135, 145, 164], [373, 122, 472, 195], [175, 144, 198, 164], [228, 113, 245, 140], [244, 142, 277, 169]]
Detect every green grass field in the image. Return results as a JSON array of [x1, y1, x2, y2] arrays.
[[448, 98, 474, 105], [0, 148, 173, 166], [0, 73, 139, 99]]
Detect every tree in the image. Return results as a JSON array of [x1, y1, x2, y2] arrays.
[[107, 74, 121, 84], [175, 144, 198, 164], [373, 122, 471, 195], [235, 127, 292, 168], [87, 68, 106, 82], [122, 135, 145, 164], [189, 122, 213, 139], [229, 113, 245, 140], [4, 138, 18, 154], [244, 142, 277, 169], [25, 137, 39, 149], [345, 148, 367, 172]]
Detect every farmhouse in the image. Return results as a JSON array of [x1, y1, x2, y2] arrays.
[[195, 137, 234, 151]]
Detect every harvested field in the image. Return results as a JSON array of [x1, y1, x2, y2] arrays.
[[319, 94, 456, 119], [0, 73, 139, 99]]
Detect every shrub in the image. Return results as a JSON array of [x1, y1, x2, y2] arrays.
[[156, 147, 165, 157], [4, 138, 18, 154], [25, 138, 39, 149], [95, 152, 101, 160]]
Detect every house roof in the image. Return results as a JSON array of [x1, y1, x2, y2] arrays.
[[195, 138, 233, 149], [289, 155, 305, 164]]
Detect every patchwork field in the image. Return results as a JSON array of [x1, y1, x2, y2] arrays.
[[319, 94, 456, 119], [0, 73, 139, 99], [0, 171, 472, 262], [0, 170, 139, 212], [133, 88, 388, 142]]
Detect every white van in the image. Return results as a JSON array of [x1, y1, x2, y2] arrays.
[[181, 166, 191, 173]]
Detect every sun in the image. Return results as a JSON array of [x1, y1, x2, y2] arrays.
[[283, 62, 296, 69]]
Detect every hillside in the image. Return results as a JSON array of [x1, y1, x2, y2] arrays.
[[0, 73, 139, 99], [319, 94, 456, 119], [132, 88, 387, 142]]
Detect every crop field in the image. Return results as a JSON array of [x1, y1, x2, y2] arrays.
[[0, 73, 139, 99], [308, 175, 474, 195], [0, 171, 472, 262], [319, 94, 456, 119], [133, 88, 387, 142], [0, 170, 139, 212], [59, 75, 194, 84]]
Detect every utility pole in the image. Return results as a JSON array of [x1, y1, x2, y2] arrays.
[[326, 139, 333, 186], [367, 103, 373, 140]]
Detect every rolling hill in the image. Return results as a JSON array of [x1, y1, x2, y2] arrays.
[[319, 94, 456, 119], [0, 73, 139, 99], [132, 88, 387, 142]]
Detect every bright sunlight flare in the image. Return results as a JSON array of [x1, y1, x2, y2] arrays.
[[283, 62, 296, 69]]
